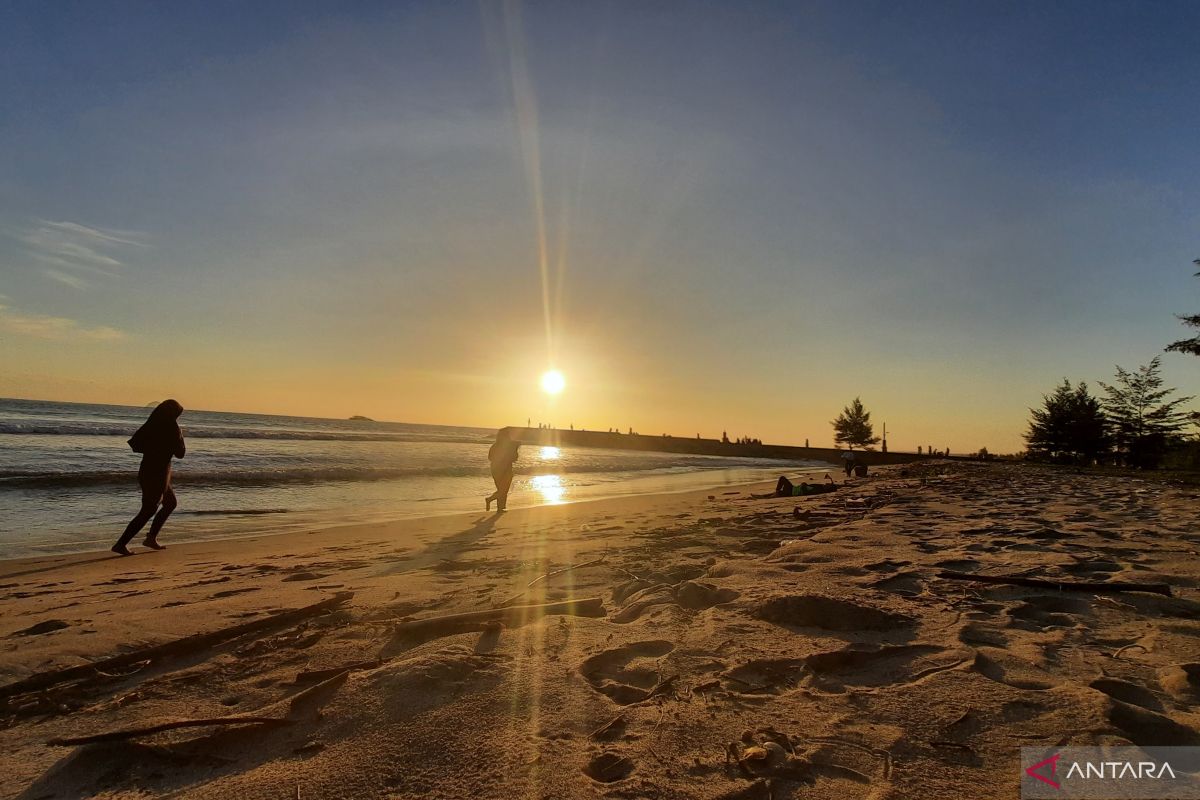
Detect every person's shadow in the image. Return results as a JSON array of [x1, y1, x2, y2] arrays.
[[374, 512, 503, 577]]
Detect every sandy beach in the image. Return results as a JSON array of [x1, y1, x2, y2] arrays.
[[2, 461, 1199, 799]]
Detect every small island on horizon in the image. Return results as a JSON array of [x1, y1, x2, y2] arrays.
[[347, 415, 374, 422]]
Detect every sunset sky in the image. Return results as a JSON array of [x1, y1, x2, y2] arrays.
[[2, 1, 1198, 453]]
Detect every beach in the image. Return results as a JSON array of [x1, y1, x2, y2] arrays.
[[2, 461, 1199, 799], [0, 399, 813, 557]]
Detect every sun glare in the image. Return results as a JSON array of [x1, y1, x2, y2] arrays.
[[540, 369, 565, 395], [530, 474, 565, 505]]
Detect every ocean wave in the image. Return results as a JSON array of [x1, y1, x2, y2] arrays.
[[0, 465, 486, 488], [0, 421, 491, 444], [0, 460, 773, 490]]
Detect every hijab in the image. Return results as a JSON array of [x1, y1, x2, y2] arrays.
[[129, 399, 184, 455], [488, 429, 520, 467]]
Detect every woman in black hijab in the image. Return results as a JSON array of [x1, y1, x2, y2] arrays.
[[485, 428, 520, 512], [112, 399, 186, 555]]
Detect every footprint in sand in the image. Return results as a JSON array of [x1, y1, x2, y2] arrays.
[[934, 558, 980, 573], [1106, 699, 1200, 747], [1089, 678, 1164, 711], [959, 622, 1009, 648], [282, 571, 329, 582], [580, 640, 674, 704], [583, 751, 634, 782], [970, 648, 1058, 690], [752, 595, 913, 634], [863, 559, 912, 573], [1062, 559, 1122, 578], [722, 657, 806, 693], [803, 643, 965, 691], [10, 619, 70, 637], [1158, 664, 1200, 705], [212, 587, 261, 598], [1005, 595, 1091, 631], [866, 571, 925, 594]]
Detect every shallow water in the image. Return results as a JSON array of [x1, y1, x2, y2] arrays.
[[0, 399, 821, 556]]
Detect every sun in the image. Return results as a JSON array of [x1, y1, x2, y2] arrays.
[[540, 369, 566, 395]]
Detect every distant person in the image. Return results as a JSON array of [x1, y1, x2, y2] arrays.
[[841, 450, 857, 477], [486, 429, 521, 512], [112, 399, 186, 556]]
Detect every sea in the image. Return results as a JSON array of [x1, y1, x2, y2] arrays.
[[0, 398, 821, 558]]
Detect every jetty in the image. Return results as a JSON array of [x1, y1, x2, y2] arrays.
[[502, 427, 927, 467]]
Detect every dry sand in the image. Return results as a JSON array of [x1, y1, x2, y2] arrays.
[[2, 461, 1199, 799]]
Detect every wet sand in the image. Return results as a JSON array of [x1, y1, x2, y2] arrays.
[[2, 461, 1198, 799]]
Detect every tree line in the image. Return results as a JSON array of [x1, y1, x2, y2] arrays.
[[1025, 261, 1199, 468], [827, 263, 1198, 465]]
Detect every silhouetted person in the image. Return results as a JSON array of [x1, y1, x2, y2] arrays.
[[486, 429, 520, 512], [113, 399, 186, 555]]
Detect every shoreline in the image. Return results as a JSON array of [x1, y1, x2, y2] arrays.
[[1, 464, 836, 563], [0, 473, 786, 576]]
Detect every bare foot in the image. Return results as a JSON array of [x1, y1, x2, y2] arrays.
[[142, 539, 166, 551], [111, 544, 133, 556]]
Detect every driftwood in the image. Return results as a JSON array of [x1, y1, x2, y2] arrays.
[[937, 571, 1172, 597], [48, 670, 351, 747], [294, 660, 381, 683], [497, 557, 607, 607], [46, 716, 294, 746], [1, 592, 354, 701], [393, 597, 605, 640]]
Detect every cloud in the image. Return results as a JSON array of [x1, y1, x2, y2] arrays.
[[10, 219, 149, 288], [0, 301, 126, 341], [39, 220, 147, 248], [42, 268, 90, 290]]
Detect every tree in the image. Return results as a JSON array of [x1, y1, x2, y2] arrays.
[[831, 397, 880, 449], [1025, 379, 1110, 464], [1098, 357, 1194, 468], [1165, 260, 1200, 357]]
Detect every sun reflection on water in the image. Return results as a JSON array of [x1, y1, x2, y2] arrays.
[[530, 473, 565, 505], [540, 446, 560, 460]]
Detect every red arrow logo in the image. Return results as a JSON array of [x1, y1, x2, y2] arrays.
[[1026, 753, 1061, 789]]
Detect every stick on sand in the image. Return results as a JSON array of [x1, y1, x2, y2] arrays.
[[1, 592, 354, 701], [393, 597, 605, 639], [497, 557, 607, 607], [937, 571, 1172, 597], [46, 716, 294, 746]]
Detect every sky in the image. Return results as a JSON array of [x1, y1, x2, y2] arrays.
[[1, 0, 1198, 453]]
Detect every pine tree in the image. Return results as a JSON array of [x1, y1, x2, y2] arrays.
[[1099, 357, 1194, 468], [1025, 380, 1110, 464], [831, 397, 880, 449], [1165, 259, 1200, 357]]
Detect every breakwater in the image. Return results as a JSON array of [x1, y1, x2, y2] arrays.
[[503, 427, 926, 467]]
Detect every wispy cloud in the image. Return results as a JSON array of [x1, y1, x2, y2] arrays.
[[12, 219, 149, 289], [0, 301, 126, 341], [42, 268, 91, 290]]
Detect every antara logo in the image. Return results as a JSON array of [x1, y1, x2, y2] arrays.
[[1065, 761, 1177, 781], [1025, 751, 1178, 790]]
